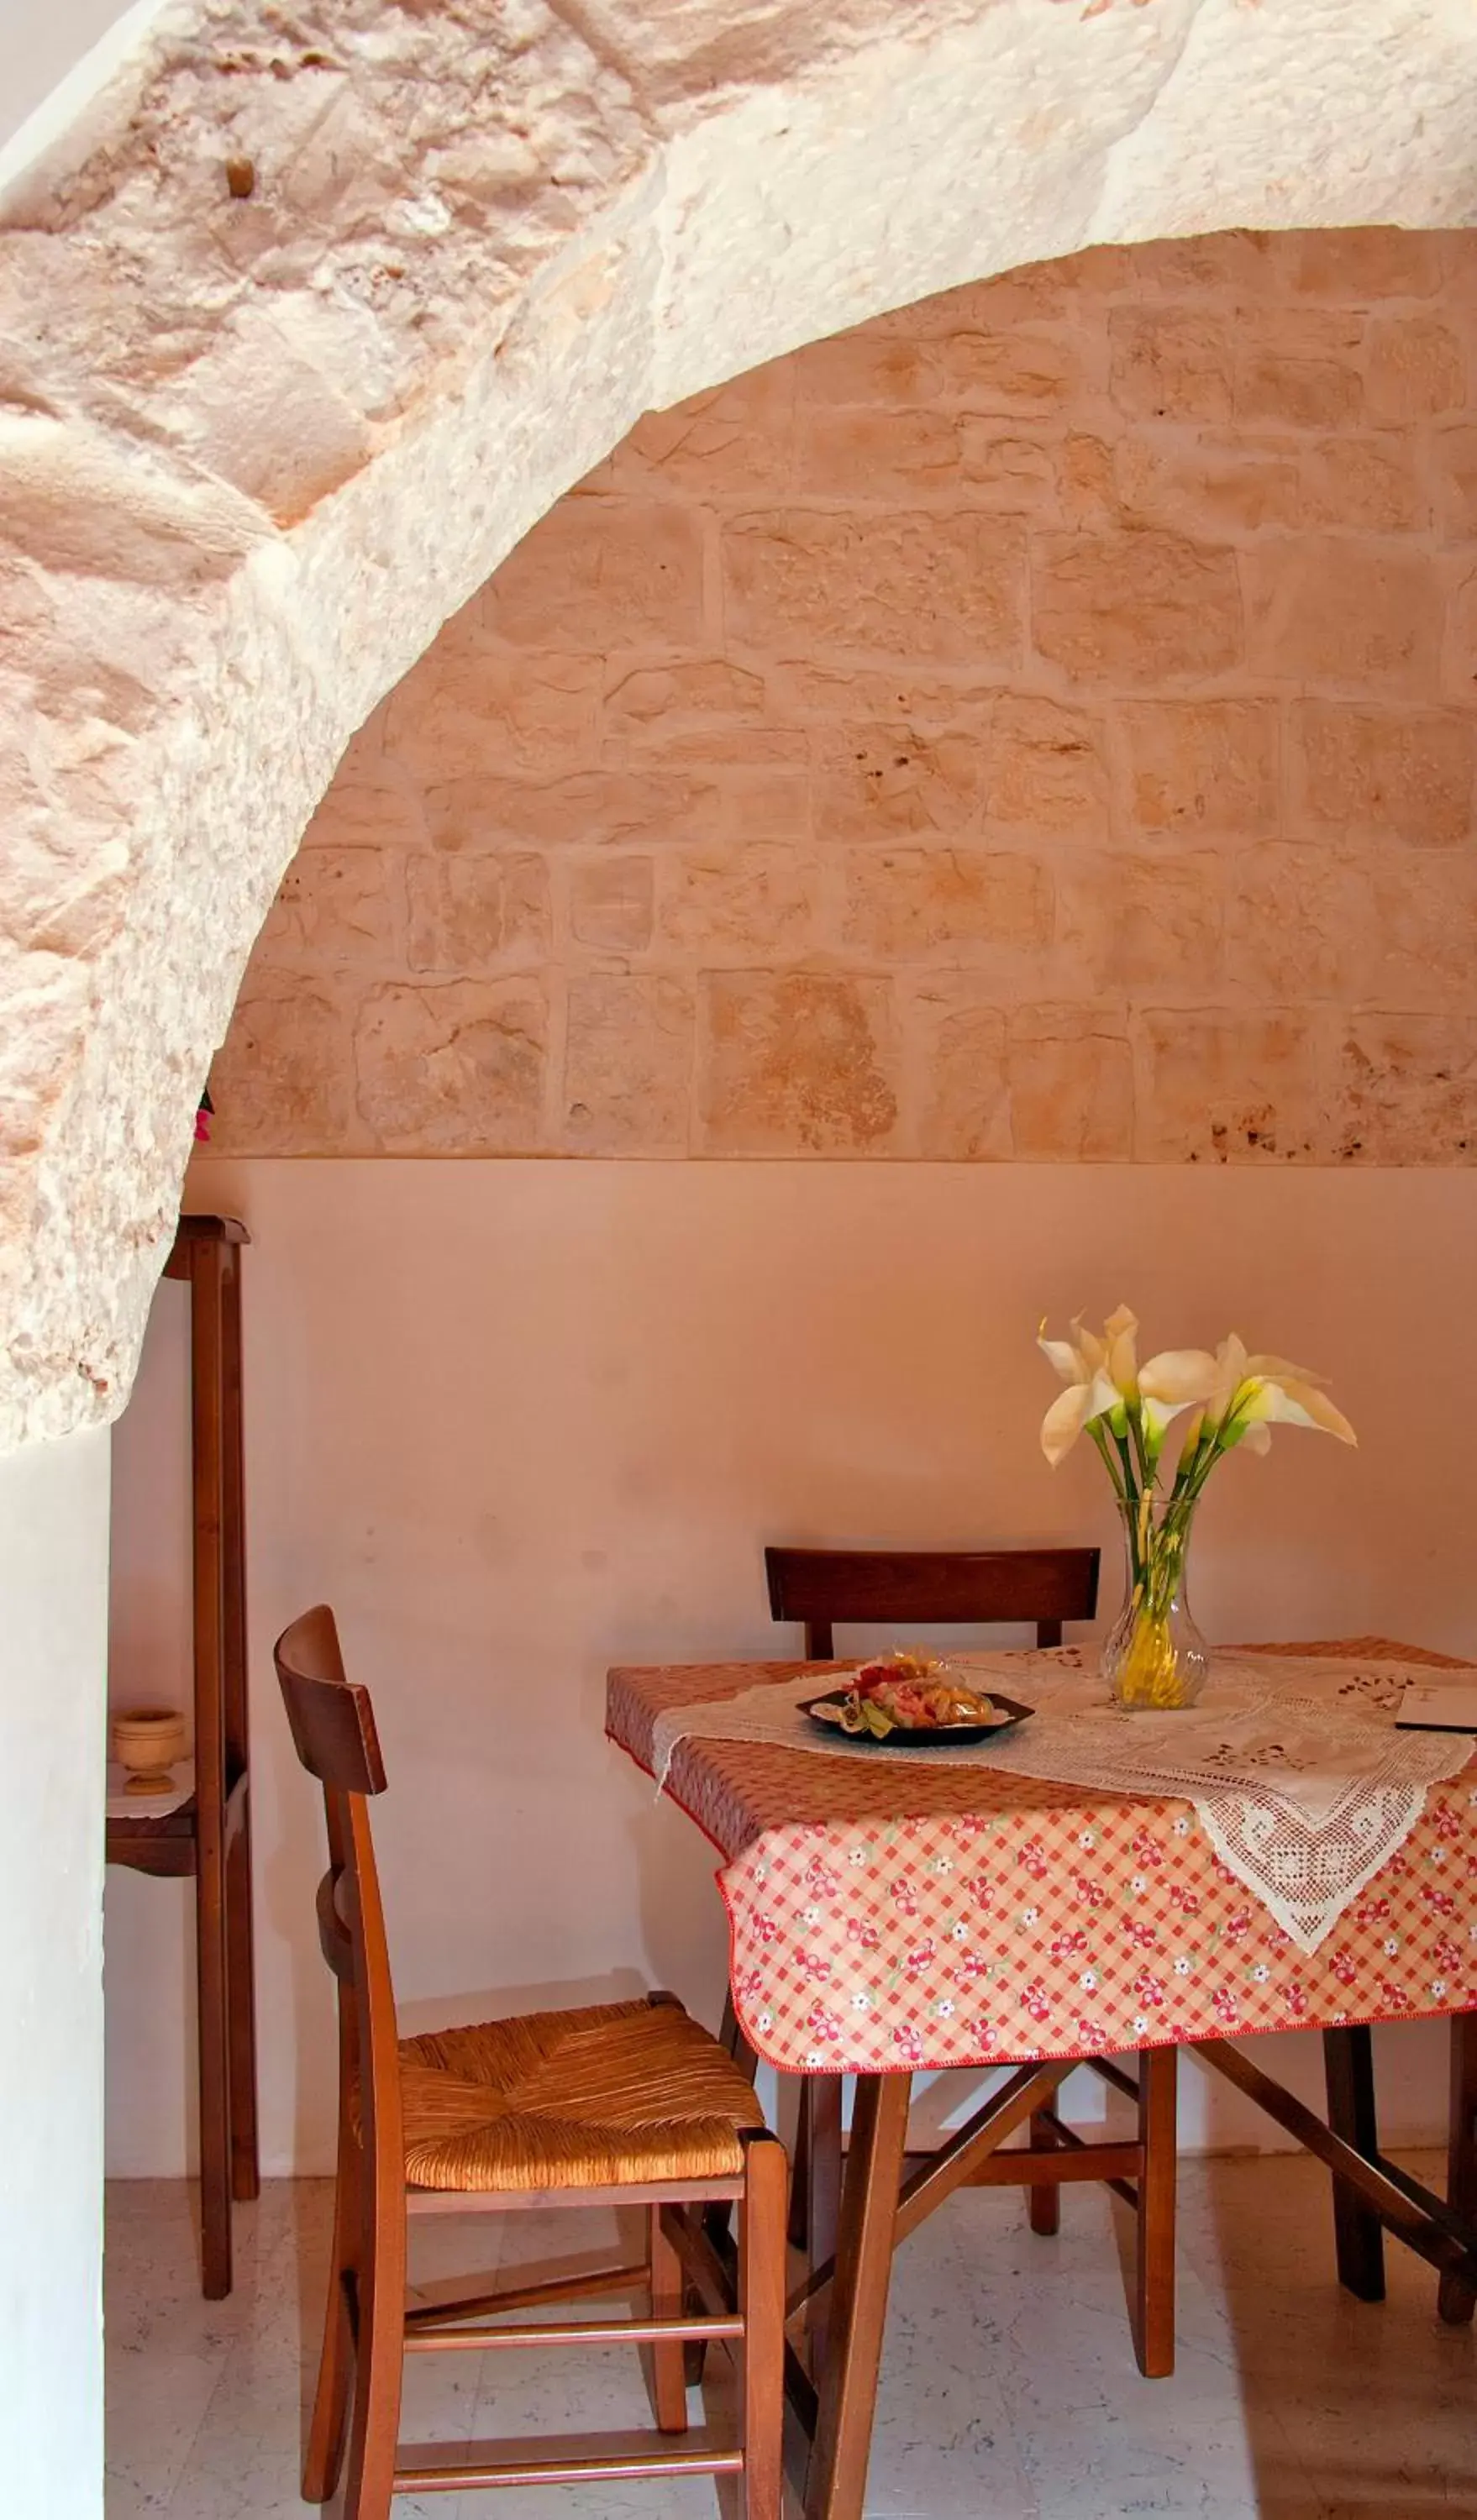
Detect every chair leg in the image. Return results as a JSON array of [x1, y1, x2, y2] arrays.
[[302, 2086, 360, 2503], [1133, 2046, 1177, 2380], [1028, 2107, 1061, 2236], [338, 2176, 405, 2520], [646, 2203, 689, 2433], [739, 2132, 787, 2520]]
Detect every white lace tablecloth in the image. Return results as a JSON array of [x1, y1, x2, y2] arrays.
[[652, 1650, 1474, 1954]]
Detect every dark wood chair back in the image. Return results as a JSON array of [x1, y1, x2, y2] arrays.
[[275, 1605, 403, 2211], [765, 1545, 1100, 1657]]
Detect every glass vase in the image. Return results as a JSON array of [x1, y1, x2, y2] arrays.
[[1101, 1490, 1211, 1711]]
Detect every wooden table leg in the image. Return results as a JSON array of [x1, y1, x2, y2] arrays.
[[221, 1243, 259, 2206], [192, 1242, 233, 2300], [1438, 2013, 1477, 2325], [196, 1829, 233, 2299], [804, 2072, 911, 2520], [1133, 2046, 1177, 2378], [795, 2076, 844, 2386], [1323, 2026, 1385, 2303]]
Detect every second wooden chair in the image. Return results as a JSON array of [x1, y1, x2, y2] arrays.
[[276, 1604, 788, 2517], [764, 1541, 1177, 2380]]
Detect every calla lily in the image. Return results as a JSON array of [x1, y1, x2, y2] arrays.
[[1136, 1346, 1222, 1445], [1037, 1315, 1119, 1466], [1206, 1335, 1357, 1454]]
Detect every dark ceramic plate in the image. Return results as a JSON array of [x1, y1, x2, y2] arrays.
[[800, 1688, 1035, 1748]]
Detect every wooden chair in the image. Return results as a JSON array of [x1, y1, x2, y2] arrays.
[[275, 1604, 787, 2516], [765, 1542, 1178, 2380]]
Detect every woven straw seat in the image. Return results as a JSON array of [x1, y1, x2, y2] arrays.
[[398, 1997, 765, 2192]]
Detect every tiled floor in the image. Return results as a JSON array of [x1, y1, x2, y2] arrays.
[[107, 2151, 1477, 2519]]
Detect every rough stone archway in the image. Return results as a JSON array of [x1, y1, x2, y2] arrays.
[[4, 0, 1477, 1449]]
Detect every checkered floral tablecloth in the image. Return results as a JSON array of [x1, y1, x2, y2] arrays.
[[607, 1640, 1477, 2076]]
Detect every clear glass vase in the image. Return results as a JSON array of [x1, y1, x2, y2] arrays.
[[1101, 1491, 1211, 1711]]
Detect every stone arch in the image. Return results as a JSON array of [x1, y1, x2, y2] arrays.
[[3, 0, 1477, 1448]]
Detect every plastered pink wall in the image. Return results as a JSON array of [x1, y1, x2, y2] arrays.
[[212, 226, 1477, 1166]]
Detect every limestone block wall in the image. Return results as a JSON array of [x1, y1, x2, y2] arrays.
[[213, 228, 1477, 1165]]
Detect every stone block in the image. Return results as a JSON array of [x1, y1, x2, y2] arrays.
[[355, 979, 546, 1152], [1032, 532, 1242, 686], [1244, 541, 1440, 691], [908, 982, 1009, 1159], [793, 408, 964, 498], [386, 633, 601, 780], [1366, 317, 1465, 422], [957, 424, 1062, 516], [1332, 1015, 1477, 1163], [722, 510, 1025, 665], [570, 857, 654, 951], [702, 971, 897, 1153], [843, 848, 1050, 959], [1115, 434, 1301, 536], [934, 327, 1084, 413], [1007, 1004, 1134, 1160], [1363, 855, 1477, 1012], [1118, 701, 1278, 837], [1298, 435, 1425, 533], [1432, 428, 1477, 540], [790, 329, 939, 408], [604, 659, 765, 725], [563, 974, 693, 1152], [1293, 701, 1474, 844], [1288, 229, 1441, 298], [812, 718, 989, 842], [405, 853, 550, 971], [255, 848, 399, 967], [481, 499, 705, 648], [1133, 233, 1285, 295], [658, 844, 820, 954], [616, 361, 795, 496], [1234, 313, 1364, 428], [300, 764, 428, 853], [1225, 845, 1374, 1000], [208, 982, 355, 1156], [1108, 308, 1234, 422], [425, 769, 724, 852], [1059, 853, 1223, 993], [1134, 1009, 1322, 1163], [984, 695, 1107, 837], [1444, 562, 1477, 706]]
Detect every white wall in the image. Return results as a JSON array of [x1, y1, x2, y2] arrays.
[[1, 1426, 110, 2519], [106, 1158, 1477, 2177], [0, 0, 164, 175]]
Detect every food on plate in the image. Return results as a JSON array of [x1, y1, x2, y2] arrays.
[[813, 1651, 1003, 1739]]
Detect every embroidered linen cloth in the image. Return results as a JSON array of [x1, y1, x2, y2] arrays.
[[650, 1651, 1473, 1954]]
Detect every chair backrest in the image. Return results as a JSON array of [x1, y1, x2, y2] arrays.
[[275, 1604, 402, 2205], [764, 1545, 1100, 1659]]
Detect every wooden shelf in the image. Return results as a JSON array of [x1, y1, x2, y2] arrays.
[[108, 1214, 258, 2295]]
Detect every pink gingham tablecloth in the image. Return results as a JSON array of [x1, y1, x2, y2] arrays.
[[607, 1641, 1477, 2075]]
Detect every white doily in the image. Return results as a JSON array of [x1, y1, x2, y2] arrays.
[[650, 1651, 1476, 1954]]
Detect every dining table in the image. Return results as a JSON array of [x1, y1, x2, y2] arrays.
[[607, 1635, 1477, 2520]]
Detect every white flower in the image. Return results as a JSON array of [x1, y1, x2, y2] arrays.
[[1252, 1963, 1270, 1982], [1079, 1830, 1096, 1850], [1022, 1906, 1039, 1926], [1174, 1958, 1192, 1977], [1132, 1876, 1148, 1896], [851, 1992, 871, 2011], [757, 2012, 773, 2034], [1037, 1316, 1121, 1466], [1383, 1936, 1400, 1956], [936, 1999, 955, 2018], [753, 1865, 768, 1883], [950, 1922, 969, 1941], [802, 1907, 821, 1926], [1431, 1847, 1448, 1865], [1432, 1980, 1449, 1998], [1080, 1970, 1098, 1992], [933, 1857, 954, 1875], [1133, 2015, 1149, 2034], [849, 1847, 868, 1866], [1205, 1333, 1356, 1457], [804, 2050, 824, 2067], [1173, 1818, 1191, 1837]]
